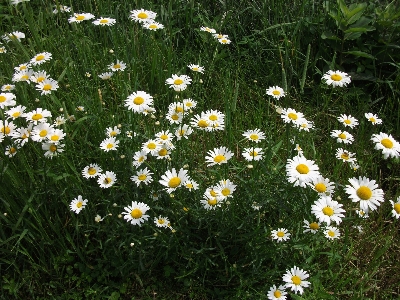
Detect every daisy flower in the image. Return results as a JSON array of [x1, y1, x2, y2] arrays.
[[97, 171, 117, 188], [100, 137, 119, 152], [122, 201, 150, 226], [124, 91, 153, 113], [69, 195, 88, 214], [175, 125, 193, 140], [95, 214, 105, 222], [82, 163, 102, 179], [2, 31, 25, 42], [30, 71, 49, 84], [30, 122, 54, 142], [308, 175, 335, 196], [14, 63, 30, 72], [184, 179, 199, 191], [0, 120, 16, 138], [54, 116, 66, 126], [190, 114, 210, 131], [302, 220, 320, 234], [213, 33, 229, 39], [294, 144, 304, 156], [159, 168, 189, 193], [12, 70, 34, 83], [108, 60, 126, 72], [0, 93, 16, 109], [205, 146, 234, 166], [0, 45, 6, 53], [242, 147, 263, 161], [53, 5, 71, 14], [338, 114, 358, 128], [1, 84, 15, 91], [345, 176, 384, 213], [155, 146, 171, 160], [286, 155, 320, 188], [168, 101, 186, 113], [30, 52, 52, 66], [214, 179, 236, 199], [364, 113, 382, 125], [155, 130, 174, 144], [98, 72, 113, 80], [322, 70, 351, 87], [93, 17, 116, 26], [154, 215, 170, 228], [266, 86, 285, 99], [105, 126, 121, 137], [6, 105, 26, 120], [324, 226, 341, 240], [42, 142, 64, 158], [200, 26, 216, 33], [371, 132, 400, 159], [389, 196, 400, 219], [335, 148, 357, 163], [218, 37, 231, 44], [271, 228, 291, 242], [204, 109, 225, 128], [130, 9, 157, 23], [330, 130, 354, 144], [10, 126, 30, 146], [267, 285, 287, 300], [143, 21, 164, 30], [132, 150, 147, 168], [356, 209, 369, 219], [36, 79, 59, 95], [242, 128, 265, 143], [142, 139, 162, 155], [280, 108, 304, 124], [188, 64, 205, 74], [130, 167, 154, 186], [165, 74, 192, 91], [200, 195, 222, 210], [46, 128, 65, 144], [183, 98, 197, 110], [5, 145, 18, 157], [296, 118, 314, 131], [68, 13, 95, 23], [282, 266, 311, 295], [311, 195, 346, 225], [25, 108, 52, 125]]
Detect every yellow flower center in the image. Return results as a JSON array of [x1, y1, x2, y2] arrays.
[[138, 156, 144, 162], [178, 130, 185, 136], [0, 96, 5, 102], [221, 39, 228, 43], [309, 222, 319, 230], [137, 12, 148, 19], [249, 134, 258, 140], [20, 66, 27, 70], [1, 127, 10, 134], [32, 113, 43, 121], [198, 120, 208, 127], [9, 147, 16, 154], [49, 145, 57, 152], [42, 84, 52, 91], [341, 153, 349, 160], [168, 177, 181, 188], [104, 177, 112, 184], [149, 24, 157, 29], [186, 183, 193, 188], [369, 117, 376, 123], [272, 90, 280, 95], [210, 190, 218, 197], [76, 15, 85, 21], [296, 164, 309, 174], [175, 106, 183, 113], [88, 167, 97, 175], [322, 206, 334, 216], [133, 97, 144, 105], [50, 135, 59, 141], [356, 186, 372, 200], [138, 174, 147, 181], [394, 203, 400, 214], [328, 230, 335, 237], [331, 74, 342, 81], [106, 143, 113, 149], [11, 111, 20, 118], [208, 198, 217, 206], [158, 219, 165, 224], [338, 133, 346, 139], [39, 130, 48, 137], [250, 151, 258, 157], [185, 102, 193, 107], [100, 19, 109, 24], [209, 114, 218, 121], [174, 79, 183, 85], [76, 202, 83, 208], [113, 64, 121, 69], [277, 231, 284, 237], [147, 142, 156, 150], [291, 275, 301, 285], [344, 119, 351, 124], [171, 114, 179, 120], [158, 148, 167, 156], [110, 131, 117, 137], [221, 188, 230, 196], [130, 208, 142, 219], [288, 113, 297, 120], [315, 183, 326, 193], [214, 155, 226, 163], [37, 76, 45, 82], [273, 290, 281, 298], [192, 67, 198, 71], [381, 138, 393, 149], [35, 54, 45, 61]]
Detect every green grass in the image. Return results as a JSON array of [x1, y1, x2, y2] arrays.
[[0, 0, 400, 299]]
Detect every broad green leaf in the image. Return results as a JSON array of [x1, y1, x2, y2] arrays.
[[321, 31, 340, 40], [337, 0, 349, 17], [344, 51, 375, 59], [344, 31, 363, 40], [346, 3, 367, 25]]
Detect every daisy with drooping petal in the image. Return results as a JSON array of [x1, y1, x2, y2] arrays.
[[5, 145, 18, 157], [242, 128, 265, 143], [42, 142, 64, 158], [36, 78, 59, 95], [205, 146, 234, 166], [324, 226, 341, 240], [175, 124, 193, 140], [286, 155, 320, 188], [99, 72, 113, 80], [335, 148, 357, 163], [280, 108, 304, 124], [154, 215, 170, 228], [122, 201, 150, 226], [188, 64, 205, 74], [0, 93, 16, 109], [108, 60, 126, 72], [30, 52, 52, 66], [266, 86, 285, 100], [303, 220, 320, 234], [132, 150, 147, 168], [345, 176, 385, 213], [68, 13, 95, 23], [165, 74, 192, 91], [100, 137, 119, 152], [242, 147, 263, 161], [365, 113, 382, 125], [159, 168, 189, 194], [271, 228, 291, 242], [330, 130, 354, 144], [131, 167, 154, 186], [311, 195, 346, 225], [338, 114, 358, 128], [200, 26, 216, 33], [389, 196, 400, 219], [93, 17, 116, 26], [322, 70, 351, 87], [124, 90, 153, 113], [267, 285, 287, 300], [70, 195, 88, 214], [97, 171, 117, 188], [200, 195, 222, 210], [130, 9, 157, 23], [25, 108, 52, 125], [356, 209, 369, 219], [308, 175, 335, 196], [82, 163, 102, 179], [143, 21, 164, 30], [1, 84, 15, 91], [282, 266, 311, 295], [371, 132, 400, 159]]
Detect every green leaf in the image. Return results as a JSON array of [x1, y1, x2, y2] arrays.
[[346, 3, 367, 25], [337, 0, 350, 17], [344, 31, 363, 40], [321, 31, 340, 40], [344, 51, 375, 59]]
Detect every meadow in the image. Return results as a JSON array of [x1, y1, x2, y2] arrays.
[[0, 0, 399, 299]]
